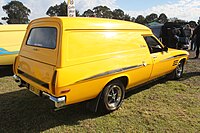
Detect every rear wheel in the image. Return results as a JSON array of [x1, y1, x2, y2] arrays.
[[99, 80, 125, 113]]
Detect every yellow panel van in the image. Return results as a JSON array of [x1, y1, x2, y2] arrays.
[[0, 24, 27, 65], [13, 17, 189, 113]]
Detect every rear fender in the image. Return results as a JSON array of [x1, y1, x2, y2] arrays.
[[86, 75, 129, 112]]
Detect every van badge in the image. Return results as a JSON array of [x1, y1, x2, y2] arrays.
[[33, 48, 38, 51]]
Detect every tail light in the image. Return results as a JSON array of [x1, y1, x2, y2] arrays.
[[51, 70, 57, 95]]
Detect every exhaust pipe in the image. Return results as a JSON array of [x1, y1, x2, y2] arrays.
[[13, 75, 27, 87], [13, 75, 22, 86]]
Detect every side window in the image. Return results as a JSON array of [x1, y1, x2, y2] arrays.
[[144, 36, 163, 53]]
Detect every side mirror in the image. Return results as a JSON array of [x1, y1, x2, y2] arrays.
[[163, 46, 168, 52]]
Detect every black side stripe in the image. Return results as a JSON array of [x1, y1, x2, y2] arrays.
[[173, 54, 188, 58], [76, 64, 146, 83], [161, 54, 187, 62]]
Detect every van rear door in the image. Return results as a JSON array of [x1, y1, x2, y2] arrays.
[[20, 22, 60, 65], [17, 22, 60, 91]]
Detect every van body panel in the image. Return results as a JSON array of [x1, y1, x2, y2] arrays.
[[0, 54, 18, 65], [0, 24, 27, 65], [63, 30, 151, 66], [13, 17, 189, 108], [149, 51, 175, 79], [56, 48, 153, 86], [62, 17, 150, 30], [56, 56, 152, 105], [149, 49, 187, 79]]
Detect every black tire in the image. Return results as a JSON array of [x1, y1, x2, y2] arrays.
[[99, 80, 125, 113], [169, 60, 184, 80]]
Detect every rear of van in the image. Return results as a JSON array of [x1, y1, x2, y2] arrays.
[[13, 18, 65, 107]]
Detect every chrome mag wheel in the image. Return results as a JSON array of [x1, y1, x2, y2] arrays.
[[176, 61, 183, 78], [100, 80, 125, 113], [105, 85, 123, 110]]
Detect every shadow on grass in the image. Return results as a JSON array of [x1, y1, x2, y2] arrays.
[[0, 65, 13, 78], [0, 80, 168, 133], [188, 57, 200, 60], [180, 72, 200, 81], [0, 71, 198, 132], [125, 78, 167, 99], [125, 71, 200, 99], [0, 89, 97, 133]]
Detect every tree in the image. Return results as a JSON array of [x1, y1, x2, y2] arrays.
[[158, 13, 168, 23], [47, 1, 67, 16], [0, 22, 2, 25], [82, 9, 94, 17], [135, 15, 145, 24], [2, 1, 31, 24], [46, 1, 80, 17], [112, 9, 124, 20], [123, 14, 131, 21], [169, 17, 186, 24], [109, 8, 131, 21], [93, 6, 112, 18], [76, 10, 80, 17], [145, 13, 158, 23], [131, 17, 135, 22]]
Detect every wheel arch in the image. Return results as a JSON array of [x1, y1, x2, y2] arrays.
[[180, 58, 187, 64], [106, 75, 129, 89], [87, 75, 129, 112]]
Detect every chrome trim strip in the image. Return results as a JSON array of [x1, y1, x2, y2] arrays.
[[76, 64, 145, 83]]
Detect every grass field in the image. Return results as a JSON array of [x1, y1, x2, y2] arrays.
[[0, 51, 200, 133]]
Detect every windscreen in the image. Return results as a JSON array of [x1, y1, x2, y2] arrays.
[[27, 27, 57, 49]]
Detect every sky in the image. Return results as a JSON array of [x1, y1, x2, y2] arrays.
[[0, 0, 200, 23]]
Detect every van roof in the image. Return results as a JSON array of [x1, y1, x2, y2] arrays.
[[31, 17, 151, 31], [0, 24, 27, 32]]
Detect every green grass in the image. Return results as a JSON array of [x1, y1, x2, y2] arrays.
[[0, 53, 200, 132]]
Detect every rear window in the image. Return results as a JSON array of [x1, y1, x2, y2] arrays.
[[27, 27, 57, 49]]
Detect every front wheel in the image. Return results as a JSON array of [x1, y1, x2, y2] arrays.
[[99, 80, 125, 113], [169, 60, 184, 80]]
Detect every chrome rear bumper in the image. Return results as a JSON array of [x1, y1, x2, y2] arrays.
[[42, 92, 66, 108], [13, 74, 66, 108]]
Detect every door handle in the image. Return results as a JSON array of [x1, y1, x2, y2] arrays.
[[152, 55, 157, 59], [142, 61, 147, 66]]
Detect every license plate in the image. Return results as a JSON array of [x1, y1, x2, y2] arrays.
[[29, 85, 40, 96]]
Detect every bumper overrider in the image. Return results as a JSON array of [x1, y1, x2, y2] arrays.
[[13, 74, 66, 108]]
